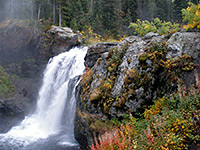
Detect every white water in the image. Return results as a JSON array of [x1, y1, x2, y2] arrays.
[[0, 47, 88, 149]]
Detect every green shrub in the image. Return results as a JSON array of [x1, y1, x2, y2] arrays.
[[129, 18, 180, 37], [0, 66, 15, 99]]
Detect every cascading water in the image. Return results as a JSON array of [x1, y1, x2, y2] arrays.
[[0, 47, 88, 150]]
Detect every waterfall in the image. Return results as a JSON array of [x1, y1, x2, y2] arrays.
[[0, 47, 88, 149]]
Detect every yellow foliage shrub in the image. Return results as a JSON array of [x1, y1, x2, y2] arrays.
[[182, 2, 200, 30]]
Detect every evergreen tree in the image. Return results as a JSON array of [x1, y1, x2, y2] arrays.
[[61, 0, 71, 27], [122, 0, 138, 23], [190, 0, 199, 4], [155, 0, 172, 21], [52, 0, 56, 23], [173, 0, 188, 22], [93, 0, 123, 37], [70, 0, 91, 30], [137, 0, 156, 21], [30, 0, 53, 23], [70, 18, 78, 30], [92, 0, 103, 31], [43, 0, 52, 20], [101, 0, 116, 30], [92, 14, 104, 34]]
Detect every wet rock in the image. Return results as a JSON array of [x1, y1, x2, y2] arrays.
[[74, 113, 91, 150], [0, 97, 28, 133], [0, 99, 24, 116]]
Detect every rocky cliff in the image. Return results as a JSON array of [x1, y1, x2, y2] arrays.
[[75, 32, 200, 149]]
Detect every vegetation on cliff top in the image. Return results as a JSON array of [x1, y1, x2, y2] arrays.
[[129, 18, 180, 37]]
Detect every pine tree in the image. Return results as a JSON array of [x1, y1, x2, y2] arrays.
[[137, 0, 156, 21], [70, 18, 78, 30], [70, 0, 91, 30], [92, 14, 104, 35], [122, 0, 138, 23], [155, 0, 173, 21], [43, 0, 52, 20], [56, 0, 62, 26], [173, 0, 188, 22], [61, 0, 71, 27], [93, 0, 123, 38]]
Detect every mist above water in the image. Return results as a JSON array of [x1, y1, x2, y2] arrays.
[[0, 0, 35, 22]]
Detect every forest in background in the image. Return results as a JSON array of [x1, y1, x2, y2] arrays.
[[0, 0, 199, 39]]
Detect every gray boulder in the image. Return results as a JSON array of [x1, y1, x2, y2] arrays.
[[167, 32, 200, 59], [47, 26, 82, 55]]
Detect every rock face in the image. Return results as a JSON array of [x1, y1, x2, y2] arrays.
[[0, 24, 41, 76], [0, 23, 40, 132], [75, 32, 200, 149], [0, 79, 37, 133], [111, 36, 145, 97]]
